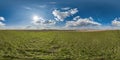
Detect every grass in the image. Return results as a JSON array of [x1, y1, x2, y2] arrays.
[[0, 30, 120, 60]]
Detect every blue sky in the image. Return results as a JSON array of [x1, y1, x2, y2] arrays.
[[0, 0, 120, 29]]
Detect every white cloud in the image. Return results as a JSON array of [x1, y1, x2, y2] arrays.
[[112, 18, 120, 26], [0, 17, 5, 21], [0, 17, 5, 27], [30, 15, 56, 29], [38, 5, 46, 8], [24, 5, 47, 10], [24, 6, 32, 10], [42, 20, 56, 25], [73, 16, 80, 20], [32, 15, 56, 26], [52, 8, 78, 21], [66, 17, 101, 27], [61, 7, 70, 10], [0, 22, 5, 27], [70, 8, 78, 14]]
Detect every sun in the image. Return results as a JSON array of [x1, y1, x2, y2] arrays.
[[33, 15, 39, 21]]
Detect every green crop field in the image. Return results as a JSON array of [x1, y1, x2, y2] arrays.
[[0, 30, 120, 60]]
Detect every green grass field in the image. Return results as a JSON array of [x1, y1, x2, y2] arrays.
[[0, 30, 120, 60]]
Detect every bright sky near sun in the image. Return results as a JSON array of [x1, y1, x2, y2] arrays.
[[0, 0, 120, 29]]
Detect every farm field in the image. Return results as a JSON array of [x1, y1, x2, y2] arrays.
[[0, 30, 120, 60]]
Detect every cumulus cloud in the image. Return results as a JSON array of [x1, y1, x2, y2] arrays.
[[32, 16, 56, 26], [42, 20, 56, 25], [112, 18, 120, 26], [73, 16, 80, 20], [52, 8, 78, 21], [0, 22, 5, 26], [66, 16, 101, 27], [0, 16, 5, 27], [0, 17, 5, 21]]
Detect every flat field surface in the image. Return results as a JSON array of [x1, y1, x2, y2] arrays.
[[0, 30, 120, 60]]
